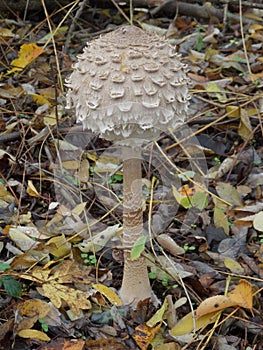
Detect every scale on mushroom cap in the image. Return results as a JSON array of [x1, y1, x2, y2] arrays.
[[66, 25, 191, 306]]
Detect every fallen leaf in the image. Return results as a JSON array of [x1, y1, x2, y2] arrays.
[[78, 224, 121, 253], [224, 258, 244, 274], [92, 284, 122, 306], [157, 234, 185, 256], [85, 338, 125, 350], [8, 227, 39, 251], [216, 182, 243, 206], [169, 310, 220, 336], [146, 298, 168, 327], [238, 108, 253, 141], [47, 234, 71, 258], [18, 329, 50, 341], [32, 261, 92, 316], [15, 299, 51, 332], [26, 180, 41, 198], [38, 282, 91, 316], [133, 322, 162, 350], [253, 211, 263, 232], [227, 279, 253, 309], [195, 295, 238, 318], [8, 43, 45, 74]]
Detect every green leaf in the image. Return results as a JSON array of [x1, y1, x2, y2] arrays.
[[191, 192, 208, 210], [0, 263, 11, 271], [130, 236, 147, 261], [146, 298, 168, 327], [1, 276, 22, 297]]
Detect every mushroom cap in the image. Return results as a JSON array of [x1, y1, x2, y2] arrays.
[[66, 25, 191, 143]]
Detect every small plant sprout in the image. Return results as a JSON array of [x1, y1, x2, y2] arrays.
[[81, 253, 97, 266], [183, 243, 196, 252]]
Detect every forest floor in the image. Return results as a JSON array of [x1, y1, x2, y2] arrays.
[[0, 1, 262, 349]]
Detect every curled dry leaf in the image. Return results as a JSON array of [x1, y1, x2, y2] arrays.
[[195, 295, 238, 319], [92, 284, 122, 306], [157, 234, 185, 256]]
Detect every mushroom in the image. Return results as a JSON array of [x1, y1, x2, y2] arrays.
[[66, 25, 190, 306]]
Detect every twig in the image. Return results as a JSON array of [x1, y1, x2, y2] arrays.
[[41, 0, 64, 91], [109, 0, 132, 24], [64, 0, 89, 54]]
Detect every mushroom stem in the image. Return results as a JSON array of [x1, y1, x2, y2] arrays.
[[120, 146, 152, 306]]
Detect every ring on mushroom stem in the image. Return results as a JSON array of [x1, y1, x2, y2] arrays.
[[65, 25, 190, 307]]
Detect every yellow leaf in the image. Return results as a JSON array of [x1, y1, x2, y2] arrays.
[[226, 106, 240, 118], [169, 311, 220, 336], [40, 283, 91, 316], [92, 284, 122, 306], [18, 329, 50, 341], [26, 180, 41, 198], [8, 43, 45, 74], [155, 344, 181, 350], [32, 261, 92, 316], [47, 234, 71, 258], [227, 279, 253, 309], [31, 93, 51, 105], [195, 295, 239, 319], [72, 202, 87, 215], [16, 299, 50, 332]]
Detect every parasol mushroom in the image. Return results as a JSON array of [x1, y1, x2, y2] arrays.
[[66, 25, 190, 306]]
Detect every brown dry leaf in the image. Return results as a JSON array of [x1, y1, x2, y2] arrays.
[[40, 338, 85, 350], [15, 299, 51, 332], [0, 182, 15, 202], [11, 254, 38, 270], [227, 279, 253, 309], [169, 310, 220, 336], [78, 158, 90, 183], [8, 43, 45, 73], [85, 337, 126, 349], [238, 108, 253, 141], [133, 322, 162, 350], [157, 234, 185, 256], [18, 329, 50, 341], [195, 295, 239, 319], [38, 283, 91, 316], [32, 261, 92, 316]]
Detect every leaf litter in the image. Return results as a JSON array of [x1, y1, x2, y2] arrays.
[[0, 1, 263, 349]]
